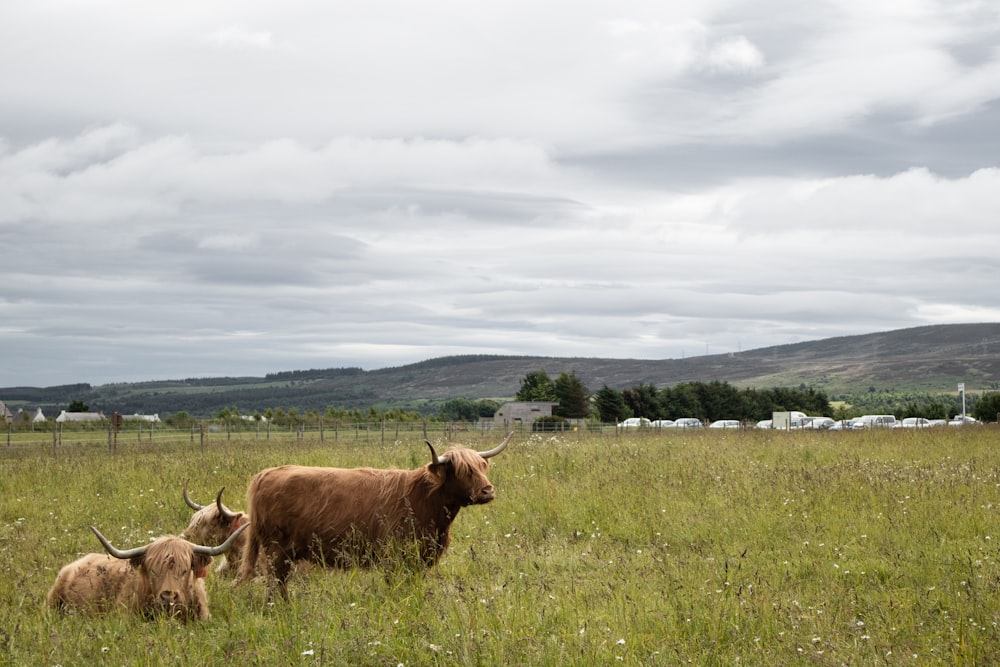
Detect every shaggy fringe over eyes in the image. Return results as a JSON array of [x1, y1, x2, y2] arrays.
[[409, 446, 489, 497]]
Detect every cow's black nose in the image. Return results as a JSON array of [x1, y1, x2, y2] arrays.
[[160, 590, 180, 604]]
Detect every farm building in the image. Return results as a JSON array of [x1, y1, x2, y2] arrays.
[[55, 410, 106, 423], [0, 401, 12, 423], [493, 401, 560, 428], [123, 413, 161, 422]]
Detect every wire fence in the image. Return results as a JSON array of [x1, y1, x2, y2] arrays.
[[1, 418, 624, 460]]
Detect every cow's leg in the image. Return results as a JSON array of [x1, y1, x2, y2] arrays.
[[262, 543, 293, 600]]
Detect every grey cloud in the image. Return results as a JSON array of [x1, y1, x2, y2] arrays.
[[564, 100, 1000, 189]]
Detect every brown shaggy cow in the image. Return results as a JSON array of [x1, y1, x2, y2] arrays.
[[237, 432, 512, 598], [47, 524, 246, 620], [180, 482, 249, 576]]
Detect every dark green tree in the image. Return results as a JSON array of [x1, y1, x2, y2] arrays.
[[67, 399, 89, 412], [554, 371, 590, 418], [516, 370, 557, 402], [659, 383, 703, 419], [166, 410, 196, 429], [694, 380, 744, 422], [439, 398, 479, 421], [594, 385, 629, 423], [622, 383, 660, 420], [972, 393, 1000, 422], [475, 399, 500, 418]]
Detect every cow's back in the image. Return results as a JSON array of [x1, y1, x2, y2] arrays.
[[249, 465, 414, 549], [47, 553, 135, 613]]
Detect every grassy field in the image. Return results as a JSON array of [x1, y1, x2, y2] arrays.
[[2, 427, 999, 665]]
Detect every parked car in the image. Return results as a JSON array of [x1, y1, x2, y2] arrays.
[[900, 417, 933, 428], [828, 419, 853, 431], [672, 417, 704, 428], [853, 415, 900, 429], [649, 419, 674, 428], [948, 415, 980, 426], [804, 417, 834, 430], [755, 419, 772, 429], [617, 417, 652, 428], [709, 419, 740, 429]]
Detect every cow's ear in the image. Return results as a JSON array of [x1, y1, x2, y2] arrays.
[[428, 460, 450, 480], [129, 554, 145, 569], [193, 553, 212, 578]]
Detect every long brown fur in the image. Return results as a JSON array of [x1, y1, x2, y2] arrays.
[[47, 536, 214, 621], [238, 444, 498, 598]]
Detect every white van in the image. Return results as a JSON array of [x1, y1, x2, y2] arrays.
[[854, 414, 900, 428]]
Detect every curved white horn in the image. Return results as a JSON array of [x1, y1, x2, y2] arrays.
[[191, 523, 248, 556], [91, 525, 148, 560], [183, 480, 205, 511], [477, 431, 513, 459], [215, 488, 238, 521], [426, 439, 446, 464]]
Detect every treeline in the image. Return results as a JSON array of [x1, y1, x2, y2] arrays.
[[834, 389, 975, 420], [265, 367, 365, 382], [594, 381, 831, 424], [510, 370, 832, 424]]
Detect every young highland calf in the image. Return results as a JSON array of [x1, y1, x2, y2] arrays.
[[238, 432, 512, 598], [47, 524, 247, 620], [180, 482, 249, 576]]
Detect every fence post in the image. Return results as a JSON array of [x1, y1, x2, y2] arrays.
[[200, 424, 205, 453], [52, 426, 57, 458]]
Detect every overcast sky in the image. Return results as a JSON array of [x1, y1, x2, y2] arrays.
[[3, 1, 1000, 387]]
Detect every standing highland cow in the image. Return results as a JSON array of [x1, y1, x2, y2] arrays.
[[238, 432, 512, 598], [47, 524, 246, 620]]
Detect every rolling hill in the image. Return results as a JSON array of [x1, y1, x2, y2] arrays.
[[3, 323, 999, 418]]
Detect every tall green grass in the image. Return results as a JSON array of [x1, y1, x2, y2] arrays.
[[2, 428, 999, 665]]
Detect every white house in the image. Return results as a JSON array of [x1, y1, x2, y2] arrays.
[[124, 413, 161, 423], [55, 410, 106, 423]]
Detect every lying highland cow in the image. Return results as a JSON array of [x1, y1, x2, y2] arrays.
[[47, 524, 246, 620]]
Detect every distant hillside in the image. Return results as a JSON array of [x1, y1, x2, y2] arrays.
[[3, 323, 999, 418]]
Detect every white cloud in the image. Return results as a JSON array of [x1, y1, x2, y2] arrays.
[[205, 24, 273, 49], [707, 36, 764, 72]]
